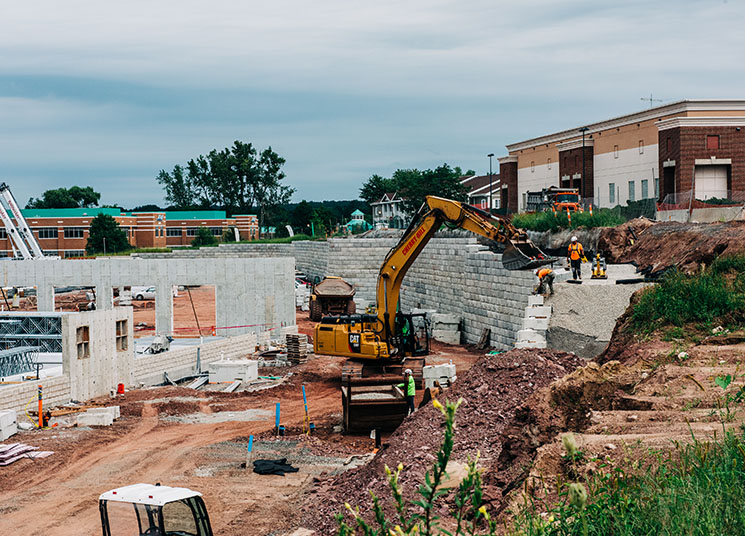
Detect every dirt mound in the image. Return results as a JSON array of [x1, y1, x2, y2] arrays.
[[596, 218, 656, 263], [302, 349, 584, 533], [614, 220, 745, 275]]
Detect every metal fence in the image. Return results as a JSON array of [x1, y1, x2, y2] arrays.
[[658, 190, 745, 211]]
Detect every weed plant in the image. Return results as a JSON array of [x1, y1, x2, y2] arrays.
[[510, 430, 745, 535], [511, 209, 625, 232], [632, 255, 745, 332], [336, 399, 498, 536]]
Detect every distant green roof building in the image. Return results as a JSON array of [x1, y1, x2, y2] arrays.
[[22, 207, 122, 218], [161, 210, 227, 220]]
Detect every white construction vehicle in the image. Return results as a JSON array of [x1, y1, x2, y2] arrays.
[[99, 483, 214, 536], [0, 182, 57, 260]]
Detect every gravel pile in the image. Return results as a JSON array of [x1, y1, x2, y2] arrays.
[[302, 349, 584, 533]]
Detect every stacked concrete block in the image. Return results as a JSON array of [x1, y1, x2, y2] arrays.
[[422, 363, 457, 389], [431, 313, 461, 345], [208, 360, 259, 383], [76, 405, 119, 427], [515, 295, 551, 349], [0, 409, 18, 440]]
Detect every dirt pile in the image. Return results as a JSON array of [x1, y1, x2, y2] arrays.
[[595, 217, 656, 262], [302, 349, 584, 533], [614, 220, 745, 275]]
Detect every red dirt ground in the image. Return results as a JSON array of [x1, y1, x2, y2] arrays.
[[0, 309, 484, 535]]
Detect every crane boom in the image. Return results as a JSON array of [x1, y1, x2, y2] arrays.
[[0, 183, 45, 259]]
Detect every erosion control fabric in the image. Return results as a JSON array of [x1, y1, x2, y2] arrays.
[[253, 458, 299, 476]]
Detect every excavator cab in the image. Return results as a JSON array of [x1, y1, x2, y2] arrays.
[[393, 312, 429, 357], [100, 483, 213, 536]]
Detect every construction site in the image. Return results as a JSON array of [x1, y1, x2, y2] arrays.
[[2, 189, 745, 535]]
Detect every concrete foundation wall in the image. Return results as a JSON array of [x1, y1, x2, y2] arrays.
[[656, 206, 744, 223], [61, 308, 134, 401], [0, 256, 295, 336]]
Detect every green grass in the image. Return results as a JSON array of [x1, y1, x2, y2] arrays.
[[510, 430, 745, 536], [511, 208, 625, 232], [632, 255, 745, 332]]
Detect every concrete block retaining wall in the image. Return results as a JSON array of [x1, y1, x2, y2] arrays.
[[0, 376, 72, 415], [148, 237, 535, 349]]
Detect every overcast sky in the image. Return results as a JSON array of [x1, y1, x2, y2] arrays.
[[0, 0, 742, 207]]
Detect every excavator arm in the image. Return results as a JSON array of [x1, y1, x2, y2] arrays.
[[375, 196, 551, 346]]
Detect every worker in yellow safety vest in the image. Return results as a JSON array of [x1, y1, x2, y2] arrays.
[[397, 369, 416, 416], [567, 236, 585, 280]]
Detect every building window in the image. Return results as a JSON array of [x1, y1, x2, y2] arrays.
[[76, 325, 90, 359], [706, 135, 720, 150], [37, 227, 57, 239], [210, 227, 223, 236], [547, 158, 552, 170], [628, 181, 636, 202], [64, 250, 86, 258], [44, 250, 58, 256], [614, 145, 619, 159], [186, 227, 198, 236], [639, 140, 644, 154], [64, 227, 85, 239], [609, 183, 616, 205], [564, 157, 568, 168], [667, 137, 672, 153], [116, 320, 128, 351], [574, 155, 579, 167], [166, 228, 182, 237], [0, 228, 6, 239], [655, 177, 660, 198], [641, 179, 649, 199]]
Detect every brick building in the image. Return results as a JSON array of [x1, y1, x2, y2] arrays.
[[498, 99, 745, 212], [0, 208, 258, 258]]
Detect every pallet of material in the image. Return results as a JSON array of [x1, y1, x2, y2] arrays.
[[0, 443, 54, 466], [286, 334, 309, 364]]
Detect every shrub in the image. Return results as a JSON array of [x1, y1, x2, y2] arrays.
[[510, 430, 745, 535], [191, 227, 218, 247], [511, 209, 624, 232], [632, 256, 745, 331]]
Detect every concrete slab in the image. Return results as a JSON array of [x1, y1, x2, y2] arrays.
[[432, 330, 461, 345], [209, 360, 259, 383], [525, 305, 552, 318], [517, 329, 546, 344], [523, 317, 550, 331], [76, 411, 114, 427], [514, 341, 547, 349], [87, 406, 120, 420], [0, 409, 17, 428], [527, 295, 544, 306]]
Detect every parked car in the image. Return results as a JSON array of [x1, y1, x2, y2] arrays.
[[132, 286, 156, 300]]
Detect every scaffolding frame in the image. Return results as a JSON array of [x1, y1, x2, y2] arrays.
[[0, 345, 39, 377], [0, 314, 62, 353]]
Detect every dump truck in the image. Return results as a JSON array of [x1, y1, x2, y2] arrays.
[[313, 195, 554, 431], [309, 276, 356, 321], [526, 186, 583, 213]]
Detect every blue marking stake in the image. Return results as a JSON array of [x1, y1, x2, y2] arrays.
[[275, 402, 280, 434]]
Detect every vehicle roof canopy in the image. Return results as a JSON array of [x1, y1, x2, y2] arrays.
[[100, 483, 201, 506]]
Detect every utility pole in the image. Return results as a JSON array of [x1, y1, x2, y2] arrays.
[[487, 153, 495, 214], [579, 127, 589, 200]]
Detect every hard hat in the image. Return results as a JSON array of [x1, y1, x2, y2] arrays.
[[571, 236, 578, 242], [404, 368, 412, 375]]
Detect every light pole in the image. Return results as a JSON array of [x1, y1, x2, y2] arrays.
[[103, 237, 106, 256], [487, 153, 495, 213], [578, 127, 589, 201]]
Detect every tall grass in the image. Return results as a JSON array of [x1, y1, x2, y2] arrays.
[[632, 255, 745, 331], [511, 209, 625, 232], [510, 430, 745, 535]]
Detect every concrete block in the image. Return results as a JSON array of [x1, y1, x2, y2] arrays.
[[431, 313, 460, 325], [432, 330, 461, 345], [525, 305, 552, 319], [0, 409, 17, 428], [209, 359, 259, 383], [527, 295, 544, 306], [1, 421, 18, 441], [77, 411, 114, 427], [514, 341, 547, 349], [523, 317, 549, 331], [87, 406, 120, 420], [517, 329, 546, 343]]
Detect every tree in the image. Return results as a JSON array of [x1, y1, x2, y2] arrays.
[[359, 164, 469, 216], [156, 141, 295, 228], [86, 214, 130, 255], [191, 227, 217, 247], [27, 186, 101, 209], [359, 174, 396, 205]]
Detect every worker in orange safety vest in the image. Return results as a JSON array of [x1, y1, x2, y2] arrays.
[[534, 267, 555, 296], [567, 236, 585, 280]]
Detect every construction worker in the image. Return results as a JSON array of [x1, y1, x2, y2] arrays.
[[398, 368, 416, 416], [567, 236, 585, 280], [534, 267, 555, 296]]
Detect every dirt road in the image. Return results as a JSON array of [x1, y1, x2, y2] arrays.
[[0, 310, 483, 535]]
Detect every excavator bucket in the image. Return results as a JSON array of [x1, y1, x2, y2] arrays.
[[502, 240, 555, 271]]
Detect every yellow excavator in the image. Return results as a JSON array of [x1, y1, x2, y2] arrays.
[[313, 196, 553, 384]]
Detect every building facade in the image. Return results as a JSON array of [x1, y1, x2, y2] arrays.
[[1, 208, 258, 258], [499, 100, 745, 213], [460, 174, 501, 211], [371, 192, 407, 228]]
